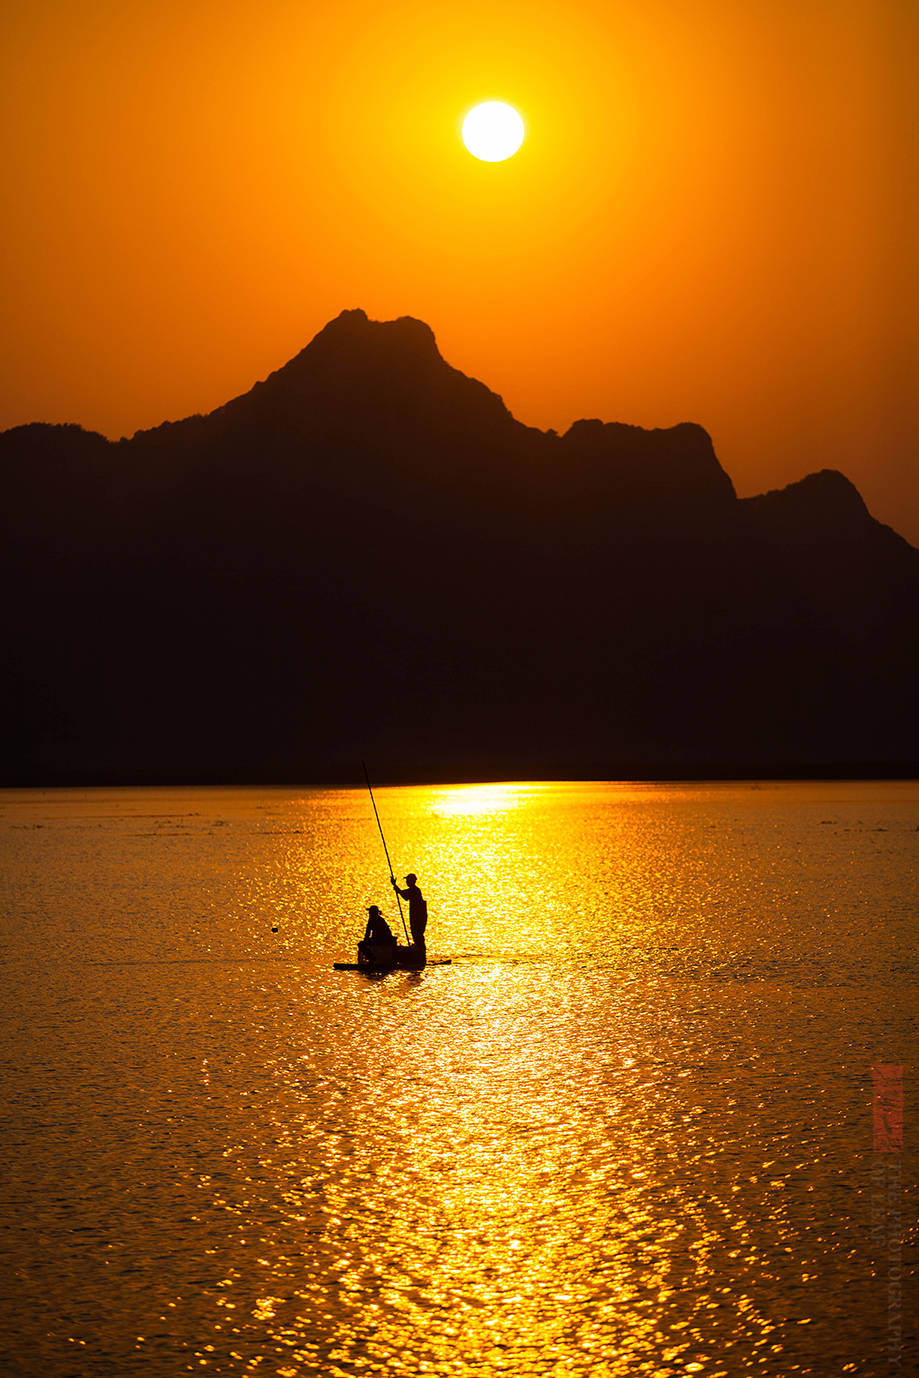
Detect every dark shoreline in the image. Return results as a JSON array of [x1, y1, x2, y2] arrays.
[[3, 763, 918, 789]]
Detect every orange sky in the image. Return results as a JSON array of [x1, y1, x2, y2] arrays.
[[2, 0, 916, 541]]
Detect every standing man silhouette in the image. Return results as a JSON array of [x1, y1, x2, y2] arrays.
[[391, 872, 427, 957]]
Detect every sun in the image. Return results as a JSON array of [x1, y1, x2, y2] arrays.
[[461, 102, 525, 162]]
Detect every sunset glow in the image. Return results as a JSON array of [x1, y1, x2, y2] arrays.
[[0, 0, 912, 541]]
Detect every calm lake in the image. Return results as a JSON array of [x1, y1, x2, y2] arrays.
[[0, 781, 915, 1376]]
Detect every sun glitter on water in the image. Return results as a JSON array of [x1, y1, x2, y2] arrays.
[[461, 101, 525, 162]]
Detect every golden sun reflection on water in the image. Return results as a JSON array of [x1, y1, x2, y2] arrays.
[[181, 957, 871, 1377], [427, 782, 550, 817], [0, 783, 915, 1375]]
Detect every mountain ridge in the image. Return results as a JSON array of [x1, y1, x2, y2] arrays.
[[3, 311, 887, 535], [1, 309, 917, 784]]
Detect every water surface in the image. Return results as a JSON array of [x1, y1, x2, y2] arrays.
[[0, 781, 915, 1376]]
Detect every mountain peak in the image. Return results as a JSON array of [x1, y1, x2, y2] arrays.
[[744, 468, 871, 535], [224, 307, 512, 438], [304, 308, 440, 362], [560, 415, 736, 511]]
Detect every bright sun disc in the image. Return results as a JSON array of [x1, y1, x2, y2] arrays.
[[461, 102, 525, 162]]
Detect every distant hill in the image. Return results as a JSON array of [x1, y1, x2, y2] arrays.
[[2, 308, 917, 784]]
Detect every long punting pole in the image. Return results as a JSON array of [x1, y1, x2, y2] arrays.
[[362, 761, 410, 944]]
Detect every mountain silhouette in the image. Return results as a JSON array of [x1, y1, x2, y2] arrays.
[[2, 308, 917, 783]]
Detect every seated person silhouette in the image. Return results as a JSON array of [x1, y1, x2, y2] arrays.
[[357, 904, 398, 968]]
